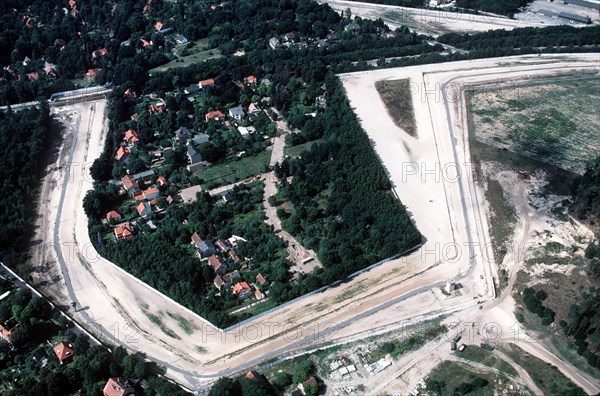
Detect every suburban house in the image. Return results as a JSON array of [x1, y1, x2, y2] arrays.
[[175, 34, 189, 44], [53, 341, 74, 364], [192, 133, 210, 145], [199, 78, 215, 89], [133, 169, 155, 183], [317, 39, 329, 48], [205, 110, 224, 122], [115, 146, 130, 161], [298, 377, 318, 395], [213, 271, 243, 290], [232, 282, 253, 300], [121, 175, 140, 196], [256, 273, 268, 287], [191, 232, 202, 247], [114, 223, 134, 239], [198, 240, 216, 258], [213, 275, 224, 290], [345, 22, 360, 32], [184, 83, 199, 95], [208, 254, 227, 275], [32, 347, 48, 368], [215, 239, 232, 252], [92, 48, 108, 58], [0, 321, 20, 342], [124, 129, 139, 145], [238, 126, 256, 136], [186, 143, 203, 172], [229, 106, 245, 120], [142, 187, 160, 200], [103, 377, 138, 396], [255, 288, 265, 300], [228, 249, 241, 264], [86, 68, 101, 82], [106, 210, 122, 222], [222, 192, 234, 203], [166, 195, 175, 205], [245, 75, 257, 85], [269, 37, 281, 49], [137, 201, 152, 217], [248, 103, 261, 114], [157, 176, 168, 187], [175, 126, 192, 142]]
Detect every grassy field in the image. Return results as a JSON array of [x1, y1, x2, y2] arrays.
[[500, 343, 586, 395], [197, 151, 270, 188], [467, 77, 600, 174], [425, 361, 509, 395], [483, 178, 517, 269], [150, 39, 222, 73], [375, 79, 417, 137], [458, 345, 517, 377], [284, 138, 324, 158]]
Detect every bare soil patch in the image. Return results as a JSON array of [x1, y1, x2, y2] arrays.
[[375, 79, 417, 137]]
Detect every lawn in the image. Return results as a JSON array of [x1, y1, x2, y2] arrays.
[[197, 151, 271, 188], [284, 138, 324, 159], [457, 345, 517, 377], [149, 40, 222, 74], [425, 361, 506, 396]]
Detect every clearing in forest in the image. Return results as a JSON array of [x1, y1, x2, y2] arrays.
[[375, 79, 417, 137]]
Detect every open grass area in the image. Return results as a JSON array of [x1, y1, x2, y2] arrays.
[[467, 77, 600, 174], [375, 79, 417, 137], [149, 39, 222, 73], [425, 361, 514, 396], [197, 151, 270, 188], [284, 138, 323, 158], [458, 345, 517, 377], [500, 343, 586, 395], [483, 178, 517, 267]]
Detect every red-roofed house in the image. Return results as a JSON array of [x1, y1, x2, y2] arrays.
[[245, 75, 257, 85], [298, 377, 318, 395], [256, 273, 268, 286], [102, 377, 136, 396], [124, 129, 139, 145], [115, 146, 130, 161], [254, 288, 265, 300], [191, 232, 202, 247], [199, 79, 215, 89], [157, 176, 168, 187], [208, 254, 227, 275], [27, 72, 39, 81], [142, 187, 160, 200], [0, 322, 20, 342], [86, 68, 100, 82], [121, 175, 140, 195], [53, 341, 74, 364], [140, 38, 152, 47], [106, 210, 122, 222], [92, 48, 108, 58], [205, 110, 224, 122], [137, 201, 152, 217], [114, 223, 134, 239], [232, 282, 252, 300], [248, 103, 261, 114], [228, 249, 241, 264], [154, 21, 163, 31]]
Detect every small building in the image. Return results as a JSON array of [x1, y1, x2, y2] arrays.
[[137, 201, 152, 217], [106, 210, 122, 222], [558, 12, 591, 24], [254, 288, 265, 300], [445, 281, 456, 294], [184, 84, 200, 95], [232, 282, 252, 300], [53, 341, 74, 364], [103, 377, 137, 396], [208, 254, 227, 275], [32, 347, 48, 368], [345, 22, 360, 32], [192, 133, 210, 145], [191, 232, 202, 247], [114, 223, 134, 240], [228, 249, 241, 264], [0, 321, 20, 342], [215, 239, 232, 252], [298, 377, 318, 395], [256, 273, 268, 286], [143, 187, 160, 200], [199, 79, 215, 89], [92, 48, 108, 58], [245, 75, 258, 85], [205, 110, 225, 122], [124, 129, 139, 145], [157, 176, 168, 187], [186, 143, 203, 172], [175, 126, 193, 142], [175, 34, 189, 45], [248, 103, 261, 114], [269, 37, 281, 50], [451, 341, 457, 351], [228, 106, 245, 120], [198, 240, 216, 258], [222, 192, 234, 203], [115, 146, 130, 161], [317, 39, 330, 48], [121, 175, 140, 196]]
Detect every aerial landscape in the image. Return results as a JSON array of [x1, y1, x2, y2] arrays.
[[0, 0, 598, 395]]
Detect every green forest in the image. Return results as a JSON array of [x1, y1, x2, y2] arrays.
[[0, 105, 52, 273]]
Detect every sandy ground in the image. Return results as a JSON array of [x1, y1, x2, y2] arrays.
[[320, 0, 558, 37], [37, 54, 600, 392], [337, 53, 599, 394]]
